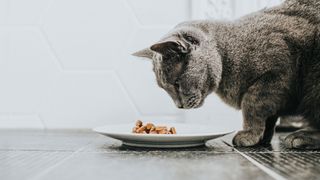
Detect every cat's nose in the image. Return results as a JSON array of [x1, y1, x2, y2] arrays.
[[174, 99, 183, 109]]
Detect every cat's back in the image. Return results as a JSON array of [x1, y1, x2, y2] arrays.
[[224, 0, 318, 74], [233, 4, 317, 49], [269, 0, 320, 24], [214, 1, 319, 107]]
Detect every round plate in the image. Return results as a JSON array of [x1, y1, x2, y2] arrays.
[[93, 123, 234, 148]]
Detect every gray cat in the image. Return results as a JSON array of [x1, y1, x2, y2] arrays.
[[133, 0, 320, 149]]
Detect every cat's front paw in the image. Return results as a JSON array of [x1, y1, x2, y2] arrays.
[[232, 130, 263, 147], [283, 130, 320, 149]]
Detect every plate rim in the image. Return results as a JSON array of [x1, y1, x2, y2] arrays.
[[122, 141, 206, 148], [92, 123, 235, 138]]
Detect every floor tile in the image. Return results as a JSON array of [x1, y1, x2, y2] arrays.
[[38, 152, 272, 180], [0, 130, 94, 151], [243, 152, 320, 180], [0, 150, 72, 180]]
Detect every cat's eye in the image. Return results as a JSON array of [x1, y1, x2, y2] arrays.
[[184, 35, 199, 45], [174, 80, 180, 88]]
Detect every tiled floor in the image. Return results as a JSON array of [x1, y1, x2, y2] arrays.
[[0, 130, 319, 180]]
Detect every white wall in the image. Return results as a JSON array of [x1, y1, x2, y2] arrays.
[[0, 0, 282, 129]]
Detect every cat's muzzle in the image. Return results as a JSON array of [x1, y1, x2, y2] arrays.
[[179, 93, 204, 109]]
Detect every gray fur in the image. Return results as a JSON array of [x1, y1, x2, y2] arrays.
[[133, 0, 320, 149]]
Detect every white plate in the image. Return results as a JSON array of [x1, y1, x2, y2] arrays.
[[93, 123, 234, 148]]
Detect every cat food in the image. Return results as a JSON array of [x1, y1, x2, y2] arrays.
[[132, 120, 177, 134]]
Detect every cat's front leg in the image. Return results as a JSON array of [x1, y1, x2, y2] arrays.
[[232, 75, 286, 147], [233, 116, 278, 147]]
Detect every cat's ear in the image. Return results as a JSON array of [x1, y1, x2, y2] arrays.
[[150, 40, 189, 56], [132, 48, 154, 60]]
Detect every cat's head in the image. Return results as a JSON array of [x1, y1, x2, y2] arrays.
[[132, 23, 222, 109]]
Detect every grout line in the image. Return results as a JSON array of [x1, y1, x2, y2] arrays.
[[233, 148, 287, 180], [238, 151, 320, 154], [0, 149, 74, 152], [222, 140, 287, 179], [58, 69, 114, 73], [122, 0, 141, 27], [30, 143, 91, 180], [112, 70, 141, 116], [187, 0, 194, 20], [38, 0, 55, 26], [38, 26, 64, 72], [37, 114, 47, 130]]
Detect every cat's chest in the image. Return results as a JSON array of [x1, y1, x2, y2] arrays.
[[216, 78, 243, 109]]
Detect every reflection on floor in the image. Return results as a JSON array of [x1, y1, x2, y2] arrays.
[[0, 130, 318, 180]]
